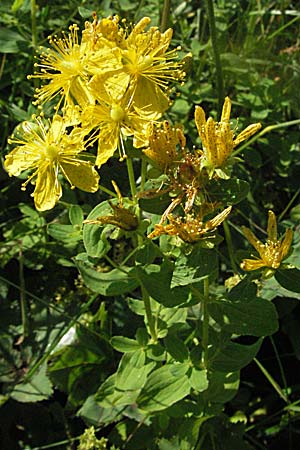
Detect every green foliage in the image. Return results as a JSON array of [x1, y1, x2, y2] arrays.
[[1, 1, 300, 449]]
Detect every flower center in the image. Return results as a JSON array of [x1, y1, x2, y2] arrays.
[[110, 104, 125, 122], [45, 144, 59, 161], [123, 51, 154, 75]]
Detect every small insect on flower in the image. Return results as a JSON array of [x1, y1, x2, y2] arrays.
[[240, 210, 293, 274], [4, 115, 99, 211]]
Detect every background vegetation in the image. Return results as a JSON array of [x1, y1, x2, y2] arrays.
[[1, 0, 300, 449]]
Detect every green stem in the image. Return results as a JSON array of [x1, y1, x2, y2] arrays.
[[142, 286, 157, 342], [31, 0, 39, 89], [126, 157, 137, 199], [269, 336, 289, 402], [278, 187, 300, 222], [202, 276, 210, 369], [254, 357, 289, 404], [160, 0, 171, 32], [99, 183, 117, 197], [223, 220, 239, 273], [232, 118, 300, 158], [205, 0, 224, 113], [19, 246, 29, 340], [140, 158, 147, 192]]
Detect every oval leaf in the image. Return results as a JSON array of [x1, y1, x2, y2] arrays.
[[275, 268, 300, 293]]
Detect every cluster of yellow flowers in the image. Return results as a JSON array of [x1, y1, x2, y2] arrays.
[[5, 15, 184, 211], [4, 14, 293, 272]]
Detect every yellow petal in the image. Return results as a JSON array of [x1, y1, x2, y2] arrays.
[[279, 228, 293, 260], [240, 258, 266, 271], [33, 162, 62, 211], [194, 106, 207, 145], [205, 206, 232, 230], [233, 123, 262, 147], [96, 124, 120, 166], [4, 146, 40, 176], [60, 160, 99, 192], [241, 226, 265, 258], [221, 96, 231, 123], [206, 117, 218, 165], [50, 115, 65, 142], [133, 78, 169, 116], [267, 210, 277, 242]]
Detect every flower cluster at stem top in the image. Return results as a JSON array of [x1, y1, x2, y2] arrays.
[[4, 12, 286, 268]]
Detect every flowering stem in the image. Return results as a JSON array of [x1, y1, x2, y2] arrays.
[[31, 0, 39, 89], [254, 357, 289, 404], [202, 276, 210, 369], [232, 118, 300, 158], [223, 220, 239, 273], [278, 187, 300, 222], [19, 246, 29, 340], [204, 0, 225, 113], [142, 286, 157, 343], [160, 0, 171, 32], [126, 157, 137, 200], [126, 157, 156, 340], [140, 158, 147, 192]]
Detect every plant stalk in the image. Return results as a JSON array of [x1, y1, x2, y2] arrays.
[[142, 286, 157, 342], [204, 0, 224, 113], [254, 357, 289, 404], [223, 220, 239, 273], [31, 0, 39, 89], [126, 156, 137, 199], [19, 246, 29, 340], [160, 0, 171, 32], [202, 276, 210, 369]]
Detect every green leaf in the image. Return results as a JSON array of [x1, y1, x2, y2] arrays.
[[10, 363, 53, 403], [205, 371, 240, 404], [275, 268, 300, 293], [135, 260, 191, 307], [172, 247, 218, 287], [95, 374, 138, 408], [139, 192, 171, 214], [78, 395, 123, 425], [76, 256, 139, 296], [210, 339, 262, 372], [164, 334, 189, 362], [208, 178, 250, 205], [69, 205, 84, 226], [111, 336, 143, 353], [227, 278, 257, 302], [188, 368, 208, 392], [0, 27, 27, 53], [115, 351, 155, 391], [137, 363, 190, 412], [83, 200, 116, 257], [47, 223, 81, 244], [209, 296, 278, 336]]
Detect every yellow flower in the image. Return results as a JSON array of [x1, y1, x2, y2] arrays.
[[82, 14, 122, 49], [195, 97, 262, 178], [148, 206, 232, 243], [241, 210, 293, 271], [120, 17, 185, 116], [143, 121, 185, 170], [81, 85, 154, 167], [4, 115, 99, 211], [31, 24, 94, 109]]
